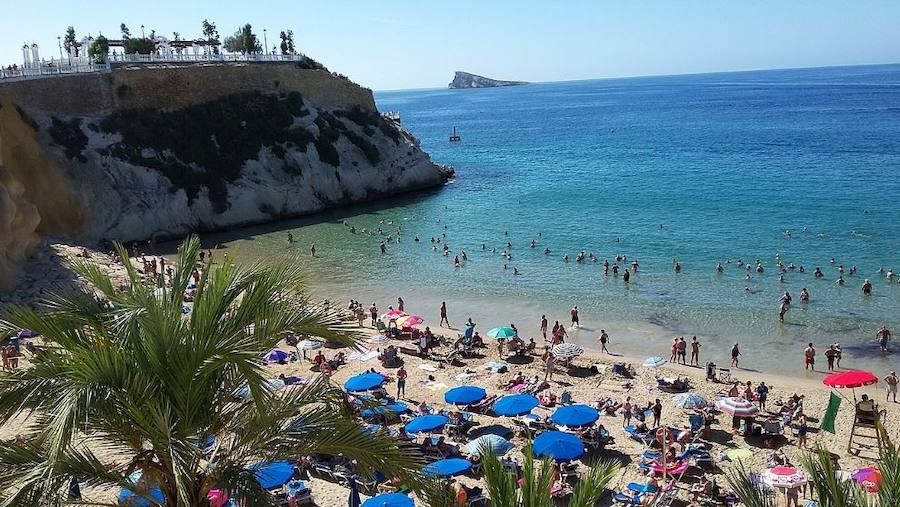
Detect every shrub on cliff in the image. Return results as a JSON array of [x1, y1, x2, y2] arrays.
[[48, 117, 87, 162]]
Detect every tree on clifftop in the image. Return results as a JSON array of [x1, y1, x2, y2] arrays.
[[223, 23, 261, 54], [202, 19, 220, 54], [87, 35, 109, 64], [63, 26, 77, 56], [279, 30, 296, 55], [120, 22, 131, 40]]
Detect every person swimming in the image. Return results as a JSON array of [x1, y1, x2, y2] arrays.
[[715, 263, 724, 273]]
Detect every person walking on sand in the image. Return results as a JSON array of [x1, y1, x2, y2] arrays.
[[598, 329, 609, 354], [677, 337, 687, 365], [670, 338, 678, 363], [543, 349, 555, 381], [396, 366, 407, 399], [877, 325, 892, 352], [570, 305, 580, 328], [622, 397, 632, 427], [731, 343, 741, 368], [690, 336, 701, 366], [652, 399, 662, 428], [440, 302, 450, 327], [885, 371, 898, 403], [804, 343, 816, 371]]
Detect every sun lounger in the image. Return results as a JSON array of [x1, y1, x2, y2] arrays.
[[468, 395, 498, 414], [624, 425, 654, 445], [429, 350, 460, 367]]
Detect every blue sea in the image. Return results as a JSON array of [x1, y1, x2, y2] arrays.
[[221, 64, 900, 375]]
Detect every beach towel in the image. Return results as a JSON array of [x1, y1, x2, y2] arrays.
[[418, 364, 438, 372], [453, 372, 481, 383], [348, 348, 379, 362], [820, 392, 841, 434]]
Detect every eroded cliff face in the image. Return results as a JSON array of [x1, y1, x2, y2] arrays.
[[0, 63, 450, 290], [0, 95, 86, 289]]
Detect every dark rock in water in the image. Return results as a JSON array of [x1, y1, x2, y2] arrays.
[[448, 71, 528, 89]]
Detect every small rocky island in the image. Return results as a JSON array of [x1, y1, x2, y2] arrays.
[[448, 71, 528, 89]]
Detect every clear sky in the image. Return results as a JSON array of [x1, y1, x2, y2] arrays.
[[3, 1, 899, 90]]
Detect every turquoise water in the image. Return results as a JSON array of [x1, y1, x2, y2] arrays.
[[218, 65, 900, 374]]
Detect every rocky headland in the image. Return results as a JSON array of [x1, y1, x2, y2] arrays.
[[448, 71, 528, 89], [0, 61, 452, 293]]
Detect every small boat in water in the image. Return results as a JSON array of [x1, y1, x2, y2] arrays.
[[449, 127, 461, 142]]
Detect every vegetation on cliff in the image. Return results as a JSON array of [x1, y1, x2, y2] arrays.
[[97, 91, 406, 212]]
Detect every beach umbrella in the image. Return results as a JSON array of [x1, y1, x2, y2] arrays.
[[248, 460, 294, 489], [297, 339, 325, 351], [404, 414, 449, 434], [367, 334, 390, 345], [422, 458, 472, 478], [361, 402, 408, 418], [550, 404, 599, 428], [715, 397, 759, 417], [672, 393, 708, 409], [344, 373, 386, 393], [493, 394, 540, 416], [381, 310, 407, 322], [552, 343, 584, 359], [823, 370, 878, 389], [762, 466, 809, 489], [466, 434, 514, 456], [395, 315, 424, 328], [118, 471, 165, 506], [361, 493, 414, 507], [16, 329, 39, 339], [348, 475, 361, 507], [643, 356, 666, 368], [487, 326, 517, 339], [852, 466, 881, 493], [444, 386, 487, 405], [265, 349, 289, 363], [532, 431, 585, 461], [234, 378, 285, 399]]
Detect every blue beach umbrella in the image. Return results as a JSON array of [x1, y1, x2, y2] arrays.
[[444, 386, 487, 405], [265, 349, 289, 363], [487, 327, 517, 339], [493, 394, 539, 416], [643, 356, 666, 368], [405, 414, 449, 433], [234, 378, 286, 399], [550, 404, 599, 428], [248, 460, 294, 489], [532, 431, 585, 461], [361, 402, 408, 418], [118, 471, 165, 506], [466, 434, 514, 456], [422, 458, 473, 478], [362, 493, 414, 507], [344, 373, 386, 393]]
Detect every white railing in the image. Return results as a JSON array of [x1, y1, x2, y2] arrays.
[[0, 62, 112, 81], [1, 52, 307, 82], [107, 52, 307, 64]]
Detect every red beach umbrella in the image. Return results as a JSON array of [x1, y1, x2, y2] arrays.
[[823, 370, 878, 389]]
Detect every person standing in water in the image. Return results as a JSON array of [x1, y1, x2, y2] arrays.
[[598, 329, 609, 353], [310, 243, 317, 257], [540, 315, 548, 341], [570, 306, 580, 328], [877, 325, 892, 352], [440, 302, 450, 327], [731, 343, 741, 368], [804, 343, 816, 371]]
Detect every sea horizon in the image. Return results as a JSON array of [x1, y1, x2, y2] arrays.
[[374, 61, 900, 93]]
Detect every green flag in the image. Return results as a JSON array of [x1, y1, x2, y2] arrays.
[[821, 392, 841, 434]]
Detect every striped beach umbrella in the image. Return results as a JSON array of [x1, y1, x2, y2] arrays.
[[715, 397, 759, 417], [395, 315, 424, 328], [552, 343, 584, 359], [762, 466, 809, 489], [381, 310, 407, 322], [643, 356, 666, 368]]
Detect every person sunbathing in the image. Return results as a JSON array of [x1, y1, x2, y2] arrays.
[[417, 401, 431, 415], [727, 382, 740, 397], [539, 392, 558, 407], [503, 372, 526, 389]]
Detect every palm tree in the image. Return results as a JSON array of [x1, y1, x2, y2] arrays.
[[0, 236, 422, 506], [423, 445, 619, 507]]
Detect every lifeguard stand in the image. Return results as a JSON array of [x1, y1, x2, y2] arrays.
[[848, 400, 885, 456]]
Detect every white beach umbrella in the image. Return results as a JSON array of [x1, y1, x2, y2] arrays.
[[762, 466, 809, 489], [551, 343, 584, 359], [297, 339, 324, 351], [367, 334, 391, 345], [672, 393, 708, 409], [643, 356, 666, 368]]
